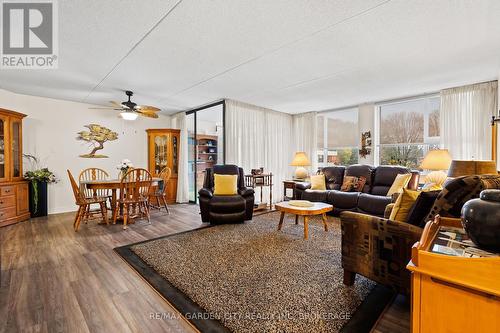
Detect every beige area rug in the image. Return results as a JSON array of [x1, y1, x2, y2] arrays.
[[127, 212, 377, 333]]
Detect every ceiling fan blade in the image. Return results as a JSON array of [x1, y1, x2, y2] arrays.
[[110, 101, 122, 108], [136, 105, 160, 112], [89, 107, 119, 110], [137, 111, 159, 119]]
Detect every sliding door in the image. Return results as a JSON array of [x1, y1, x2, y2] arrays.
[[186, 101, 225, 203]]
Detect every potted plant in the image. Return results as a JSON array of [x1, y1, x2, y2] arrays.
[[23, 155, 57, 218]]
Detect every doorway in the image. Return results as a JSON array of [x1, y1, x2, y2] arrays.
[[186, 101, 225, 203]]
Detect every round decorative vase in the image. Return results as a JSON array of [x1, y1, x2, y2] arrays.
[[461, 189, 500, 252]]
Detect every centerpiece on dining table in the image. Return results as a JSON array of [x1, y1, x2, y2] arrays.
[[117, 159, 134, 179]]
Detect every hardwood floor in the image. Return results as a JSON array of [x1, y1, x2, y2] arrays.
[[0, 204, 409, 333]]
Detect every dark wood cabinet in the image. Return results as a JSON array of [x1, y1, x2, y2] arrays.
[[0, 108, 30, 227], [146, 129, 180, 203]]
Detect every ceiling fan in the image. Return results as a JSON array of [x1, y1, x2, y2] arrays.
[[90, 90, 161, 120]]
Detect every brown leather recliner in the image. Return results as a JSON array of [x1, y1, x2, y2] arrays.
[[198, 165, 255, 224]]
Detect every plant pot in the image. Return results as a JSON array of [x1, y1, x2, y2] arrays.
[[461, 189, 500, 252], [29, 180, 48, 218]]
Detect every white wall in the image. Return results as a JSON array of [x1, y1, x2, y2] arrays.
[[357, 103, 375, 165], [0, 89, 171, 214]]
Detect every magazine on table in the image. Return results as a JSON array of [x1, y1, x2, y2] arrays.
[[431, 226, 499, 258]]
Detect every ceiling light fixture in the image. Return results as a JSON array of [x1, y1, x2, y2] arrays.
[[120, 111, 138, 121]]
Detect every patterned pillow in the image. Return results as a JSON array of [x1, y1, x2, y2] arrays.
[[341, 176, 359, 192], [356, 176, 367, 192]]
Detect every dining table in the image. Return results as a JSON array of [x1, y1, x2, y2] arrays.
[[80, 177, 162, 221]]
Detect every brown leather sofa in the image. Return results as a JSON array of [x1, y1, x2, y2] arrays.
[[198, 165, 255, 224], [295, 165, 419, 217]]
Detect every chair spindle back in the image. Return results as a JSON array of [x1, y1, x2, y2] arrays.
[[119, 168, 153, 202], [79, 168, 109, 198]]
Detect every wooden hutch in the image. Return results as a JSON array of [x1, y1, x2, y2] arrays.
[[0, 108, 30, 227], [146, 129, 180, 203]]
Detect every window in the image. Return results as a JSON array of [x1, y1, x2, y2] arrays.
[[377, 96, 440, 168], [317, 109, 359, 167]]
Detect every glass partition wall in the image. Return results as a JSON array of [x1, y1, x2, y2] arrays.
[[186, 101, 225, 203]]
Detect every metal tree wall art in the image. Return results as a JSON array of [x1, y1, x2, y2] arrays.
[[77, 124, 118, 158], [359, 131, 372, 158]]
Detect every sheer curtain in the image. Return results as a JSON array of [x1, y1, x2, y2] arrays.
[[225, 100, 294, 203], [441, 81, 498, 160], [292, 111, 318, 173], [171, 112, 190, 203]]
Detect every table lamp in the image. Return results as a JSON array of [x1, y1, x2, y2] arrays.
[[290, 152, 311, 180], [420, 149, 452, 189], [447, 160, 498, 177]]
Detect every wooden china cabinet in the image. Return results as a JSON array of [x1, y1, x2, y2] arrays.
[[146, 129, 180, 203], [0, 108, 30, 227]]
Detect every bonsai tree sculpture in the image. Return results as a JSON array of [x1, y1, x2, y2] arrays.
[[77, 124, 118, 158]]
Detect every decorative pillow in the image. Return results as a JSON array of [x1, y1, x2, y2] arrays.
[[389, 189, 420, 222], [406, 190, 441, 227], [326, 176, 336, 190], [341, 176, 359, 192], [213, 174, 238, 195], [387, 173, 412, 197], [310, 174, 326, 190], [356, 176, 367, 192]]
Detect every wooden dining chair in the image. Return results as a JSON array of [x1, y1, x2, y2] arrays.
[[114, 168, 153, 230], [78, 168, 110, 198], [78, 167, 111, 220], [68, 170, 108, 231], [150, 167, 171, 214]]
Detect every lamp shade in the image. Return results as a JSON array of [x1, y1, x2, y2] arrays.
[[420, 149, 452, 170], [447, 160, 498, 177], [290, 152, 311, 166], [120, 111, 138, 120]]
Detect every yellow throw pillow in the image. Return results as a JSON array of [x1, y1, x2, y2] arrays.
[[389, 189, 420, 222], [213, 174, 238, 195], [386, 173, 412, 197], [310, 174, 326, 190]]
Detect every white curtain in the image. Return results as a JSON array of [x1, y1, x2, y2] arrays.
[[171, 112, 190, 203], [292, 111, 318, 173], [441, 81, 498, 160], [225, 100, 294, 203]]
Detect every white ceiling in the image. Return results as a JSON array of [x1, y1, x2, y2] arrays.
[[1, 0, 500, 115]]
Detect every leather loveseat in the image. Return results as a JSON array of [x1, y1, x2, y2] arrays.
[[295, 164, 419, 217], [198, 165, 255, 224]]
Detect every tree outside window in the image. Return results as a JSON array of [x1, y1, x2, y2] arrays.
[[378, 97, 440, 168]]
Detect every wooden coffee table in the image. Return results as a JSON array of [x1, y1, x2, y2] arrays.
[[275, 201, 333, 239]]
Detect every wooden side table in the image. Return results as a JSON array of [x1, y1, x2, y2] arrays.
[[407, 215, 500, 333], [245, 173, 273, 210], [283, 180, 300, 200]]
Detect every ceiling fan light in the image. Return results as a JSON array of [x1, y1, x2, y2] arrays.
[[120, 111, 138, 120]]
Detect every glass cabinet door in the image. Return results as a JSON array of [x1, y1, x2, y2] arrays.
[[153, 134, 169, 175], [0, 116, 8, 181], [11, 120, 22, 179]]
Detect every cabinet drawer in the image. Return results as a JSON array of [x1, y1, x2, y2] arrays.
[[0, 195, 15, 208], [0, 206, 16, 220], [0, 186, 15, 196]]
